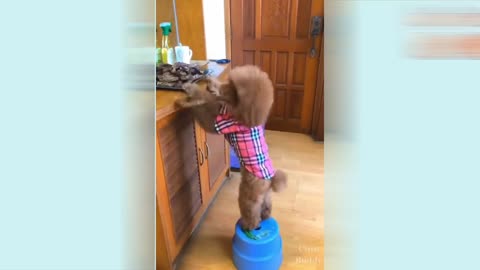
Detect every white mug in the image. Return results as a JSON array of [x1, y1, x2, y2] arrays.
[[175, 46, 193, 64]]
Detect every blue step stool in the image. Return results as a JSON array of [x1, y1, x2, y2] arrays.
[[232, 217, 283, 270], [230, 147, 241, 171]]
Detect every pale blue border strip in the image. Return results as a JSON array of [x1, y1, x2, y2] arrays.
[[326, 1, 480, 270], [0, 0, 155, 269]]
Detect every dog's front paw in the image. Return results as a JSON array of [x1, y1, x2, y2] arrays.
[[174, 98, 190, 109], [182, 83, 198, 96], [174, 97, 206, 109], [206, 78, 221, 96]]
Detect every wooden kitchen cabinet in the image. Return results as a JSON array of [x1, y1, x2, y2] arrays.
[[156, 63, 230, 270]]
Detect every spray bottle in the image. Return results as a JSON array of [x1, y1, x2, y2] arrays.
[[160, 22, 175, 64], [156, 29, 162, 65]]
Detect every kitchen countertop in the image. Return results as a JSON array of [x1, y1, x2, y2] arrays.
[[156, 62, 230, 119]]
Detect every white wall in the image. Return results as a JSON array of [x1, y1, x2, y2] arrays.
[[202, 0, 227, 60]]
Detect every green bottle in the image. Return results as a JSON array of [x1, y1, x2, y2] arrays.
[[156, 29, 162, 66], [160, 22, 175, 64]]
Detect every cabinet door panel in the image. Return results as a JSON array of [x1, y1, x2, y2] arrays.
[[157, 110, 203, 241], [206, 133, 228, 189], [169, 176, 202, 240]]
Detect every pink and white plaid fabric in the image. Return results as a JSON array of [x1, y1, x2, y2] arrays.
[[214, 106, 276, 180]]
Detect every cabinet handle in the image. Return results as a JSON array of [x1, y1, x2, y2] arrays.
[[205, 142, 209, 159], [199, 147, 205, 166]]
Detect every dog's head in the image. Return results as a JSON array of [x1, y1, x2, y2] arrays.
[[218, 65, 274, 127]]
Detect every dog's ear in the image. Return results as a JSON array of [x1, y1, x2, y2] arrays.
[[228, 65, 274, 127]]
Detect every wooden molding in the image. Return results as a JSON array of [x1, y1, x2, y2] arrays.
[[224, 0, 232, 59]]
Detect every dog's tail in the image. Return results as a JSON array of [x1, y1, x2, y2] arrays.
[[271, 169, 287, 192]]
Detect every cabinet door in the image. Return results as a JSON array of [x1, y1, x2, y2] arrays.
[[205, 133, 229, 191], [157, 110, 203, 244]]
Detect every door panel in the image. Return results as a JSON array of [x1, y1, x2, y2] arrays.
[[296, 0, 313, 38], [276, 52, 289, 84], [273, 89, 287, 119], [231, 0, 323, 133], [293, 53, 307, 85], [260, 51, 273, 78], [244, 51, 256, 65], [243, 0, 256, 39], [205, 133, 228, 189], [289, 91, 303, 119], [261, 0, 291, 38], [157, 111, 203, 242]]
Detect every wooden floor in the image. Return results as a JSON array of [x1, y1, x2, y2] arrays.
[[176, 131, 324, 270]]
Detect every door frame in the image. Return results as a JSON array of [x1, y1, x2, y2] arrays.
[[311, 34, 324, 141], [224, 0, 232, 59]]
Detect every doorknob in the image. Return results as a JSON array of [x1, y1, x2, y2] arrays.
[[310, 16, 324, 58]]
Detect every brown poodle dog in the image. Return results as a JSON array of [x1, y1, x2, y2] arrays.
[[175, 65, 287, 231]]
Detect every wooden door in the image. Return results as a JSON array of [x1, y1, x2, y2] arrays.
[[230, 0, 323, 133]]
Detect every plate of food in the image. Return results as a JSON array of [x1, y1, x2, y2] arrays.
[[156, 62, 212, 90]]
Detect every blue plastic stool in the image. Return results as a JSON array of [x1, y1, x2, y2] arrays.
[[232, 217, 283, 270], [230, 147, 241, 170]]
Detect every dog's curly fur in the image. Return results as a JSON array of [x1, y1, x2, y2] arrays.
[[175, 65, 287, 230], [174, 80, 222, 133]]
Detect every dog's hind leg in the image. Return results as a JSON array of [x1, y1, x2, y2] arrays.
[[238, 197, 262, 231], [238, 179, 262, 230], [238, 169, 271, 230], [260, 189, 272, 220]]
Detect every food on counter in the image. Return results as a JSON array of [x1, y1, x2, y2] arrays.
[[156, 62, 207, 88]]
